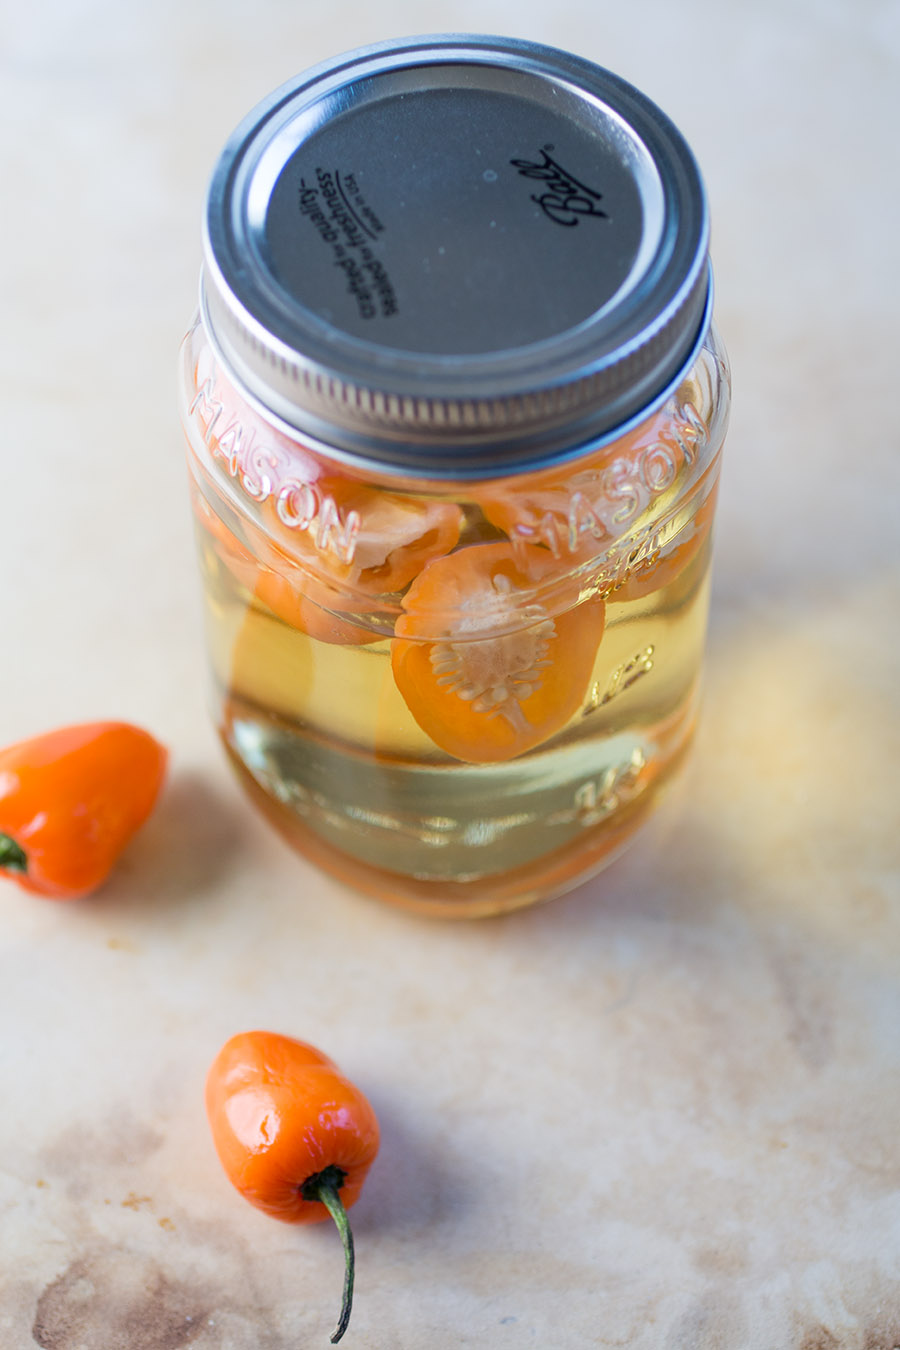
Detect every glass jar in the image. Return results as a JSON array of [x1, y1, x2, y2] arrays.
[[179, 35, 730, 917]]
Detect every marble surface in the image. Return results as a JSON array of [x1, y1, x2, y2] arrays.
[[2, 2, 899, 1346]]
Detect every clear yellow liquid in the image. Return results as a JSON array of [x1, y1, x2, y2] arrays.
[[195, 502, 713, 913]]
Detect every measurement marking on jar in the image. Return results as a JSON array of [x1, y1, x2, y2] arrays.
[[584, 646, 655, 715], [569, 749, 647, 825]]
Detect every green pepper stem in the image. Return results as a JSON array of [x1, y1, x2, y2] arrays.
[[301, 1165, 355, 1344], [0, 834, 27, 874]]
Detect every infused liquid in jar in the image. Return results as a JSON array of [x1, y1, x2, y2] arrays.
[[180, 36, 731, 916]]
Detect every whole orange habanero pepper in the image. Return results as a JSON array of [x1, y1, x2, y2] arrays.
[[0, 722, 168, 900], [206, 1031, 380, 1344]]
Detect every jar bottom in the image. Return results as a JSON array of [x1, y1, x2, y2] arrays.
[[218, 697, 697, 918]]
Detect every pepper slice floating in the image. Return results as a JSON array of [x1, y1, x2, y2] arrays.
[[260, 476, 464, 597], [610, 477, 719, 604], [192, 486, 379, 645], [391, 542, 606, 763], [0, 722, 168, 900], [193, 479, 463, 646], [475, 407, 700, 567], [190, 362, 463, 638], [205, 1031, 380, 1344]]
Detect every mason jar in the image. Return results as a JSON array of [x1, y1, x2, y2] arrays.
[[179, 35, 731, 917]]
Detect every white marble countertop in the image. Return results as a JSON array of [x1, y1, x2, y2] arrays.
[[2, 3, 899, 1347]]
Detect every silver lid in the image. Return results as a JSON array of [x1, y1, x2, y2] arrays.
[[201, 35, 710, 474]]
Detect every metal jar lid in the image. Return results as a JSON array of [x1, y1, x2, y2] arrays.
[[201, 35, 710, 475]]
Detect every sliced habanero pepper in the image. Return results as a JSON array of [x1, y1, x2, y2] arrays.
[[260, 475, 464, 596], [391, 542, 606, 763], [192, 486, 378, 645], [475, 407, 697, 565], [609, 476, 719, 604], [190, 368, 405, 641], [192, 353, 463, 613]]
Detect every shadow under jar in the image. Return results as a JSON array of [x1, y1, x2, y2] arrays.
[[179, 35, 731, 917]]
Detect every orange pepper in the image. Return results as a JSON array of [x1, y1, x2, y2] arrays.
[[207, 1031, 380, 1339], [475, 406, 699, 567], [206, 1030, 380, 1344], [392, 541, 606, 762], [191, 364, 463, 611], [258, 476, 464, 598], [0, 722, 168, 900], [193, 487, 380, 645], [252, 564, 383, 646], [608, 476, 719, 604]]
